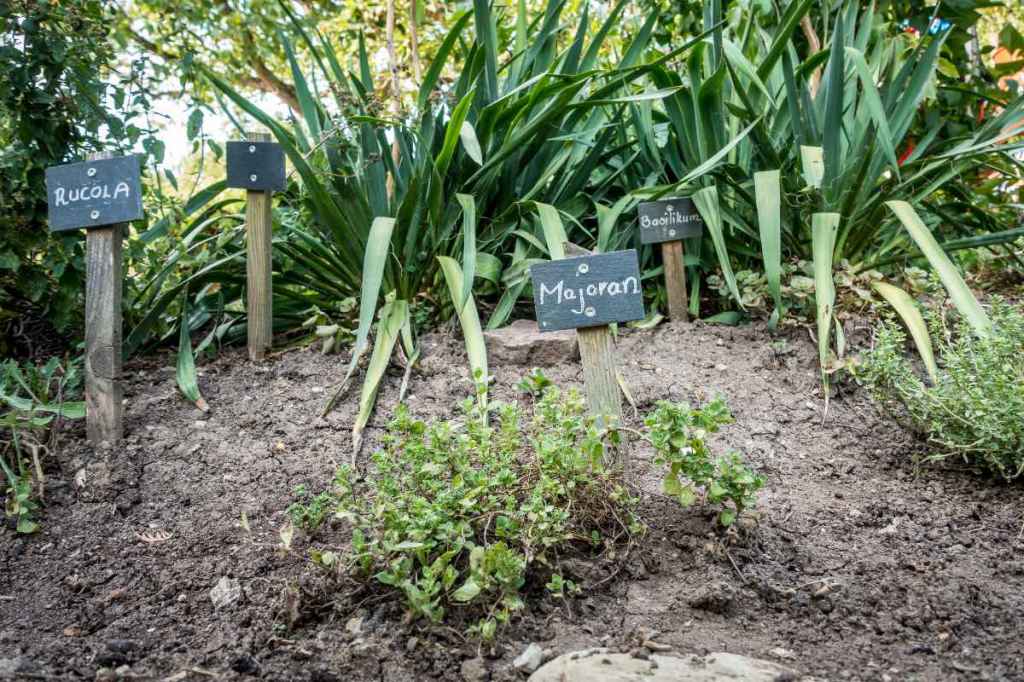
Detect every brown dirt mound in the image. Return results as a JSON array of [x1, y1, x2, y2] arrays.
[[2, 320, 1022, 681]]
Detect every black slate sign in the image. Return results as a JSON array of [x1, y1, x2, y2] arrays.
[[226, 141, 286, 191], [637, 197, 704, 244], [530, 250, 645, 332], [45, 156, 143, 232]]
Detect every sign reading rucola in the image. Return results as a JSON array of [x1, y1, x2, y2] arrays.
[[637, 197, 704, 245], [226, 140, 286, 192], [45, 155, 143, 232], [530, 250, 645, 332]]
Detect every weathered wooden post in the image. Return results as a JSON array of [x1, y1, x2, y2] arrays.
[[45, 154, 144, 445], [530, 247, 645, 466], [637, 198, 705, 321], [576, 325, 622, 421], [226, 132, 285, 361]]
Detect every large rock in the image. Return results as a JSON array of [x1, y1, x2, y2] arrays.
[[483, 319, 578, 366], [529, 649, 795, 682]]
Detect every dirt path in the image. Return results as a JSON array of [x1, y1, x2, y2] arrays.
[[2, 321, 1022, 681]]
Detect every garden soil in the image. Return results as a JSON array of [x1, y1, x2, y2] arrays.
[[2, 320, 1022, 681]]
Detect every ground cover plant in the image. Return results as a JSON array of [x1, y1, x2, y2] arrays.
[[857, 299, 1024, 480], [289, 374, 762, 640], [0, 357, 83, 533]]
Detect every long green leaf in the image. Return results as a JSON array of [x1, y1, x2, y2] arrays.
[[885, 201, 991, 336], [800, 146, 825, 188], [459, 121, 484, 165], [456, 194, 477, 310], [812, 213, 840, 386], [177, 296, 209, 412], [436, 89, 475, 175], [324, 217, 396, 415], [352, 300, 408, 457], [417, 11, 472, 109], [692, 186, 743, 309], [845, 47, 900, 178], [535, 202, 568, 259], [438, 256, 488, 412], [472, 0, 499, 102], [754, 170, 783, 327], [872, 281, 938, 384]]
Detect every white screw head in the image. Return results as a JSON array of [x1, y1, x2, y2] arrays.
[[577, 263, 590, 275], [87, 167, 97, 177], [250, 174, 258, 182], [249, 145, 256, 153], [584, 306, 596, 317], [90, 210, 100, 220], [669, 228, 677, 237]]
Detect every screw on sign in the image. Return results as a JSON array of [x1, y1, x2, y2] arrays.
[[531, 249, 644, 468], [637, 198, 704, 322], [225, 133, 286, 360], [44, 153, 145, 445]]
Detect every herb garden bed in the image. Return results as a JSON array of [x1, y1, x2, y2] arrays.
[[2, 321, 1022, 681]]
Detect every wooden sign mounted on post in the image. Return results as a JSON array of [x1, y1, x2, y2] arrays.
[[226, 133, 285, 361], [45, 153, 144, 445], [531, 249, 645, 467], [637, 198, 704, 322]]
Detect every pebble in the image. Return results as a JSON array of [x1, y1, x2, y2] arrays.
[[687, 581, 735, 614], [345, 616, 363, 636], [514, 643, 545, 674], [461, 656, 489, 682], [209, 576, 242, 609]]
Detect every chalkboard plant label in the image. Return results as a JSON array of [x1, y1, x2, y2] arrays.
[[531, 250, 645, 332], [45, 155, 143, 232], [226, 141, 286, 191], [637, 197, 704, 244]]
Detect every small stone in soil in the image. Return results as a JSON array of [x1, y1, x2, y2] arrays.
[[209, 577, 242, 610], [461, 656, 489, 682], [686, 580, 735, 614], [513, 643, 545, 674], [345, 616, 363, 636], [768, 647, 796, 661]]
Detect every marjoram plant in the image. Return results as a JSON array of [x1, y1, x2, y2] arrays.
[[294, 374, 763, 639]]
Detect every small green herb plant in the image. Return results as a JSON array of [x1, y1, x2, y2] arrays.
[[300, 373, 764, 640], [644, 398, 765, 527], [855, 299, 1024, 479], [331, 381, 641, 640], [287, 484, 337, 531], [0, 357, 84, 533]]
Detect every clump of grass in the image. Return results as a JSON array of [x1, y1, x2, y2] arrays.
[[856, 299, 1024, 479]]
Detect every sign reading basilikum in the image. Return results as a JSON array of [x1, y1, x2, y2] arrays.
[[637, 197, 704, 244]]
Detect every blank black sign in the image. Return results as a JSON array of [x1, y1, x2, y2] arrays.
[[637, 197, 704, 244], [226, 141, 286, 191], [45, 156, 144, 232], [530, 250, 645, 332]]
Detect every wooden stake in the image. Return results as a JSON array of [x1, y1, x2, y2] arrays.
[[560, 242, 624, 468], [84, 152, 123, 445], [661, 239, 689, 322], [577, 326, 622, 424], [245, 130, 274, 361]]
